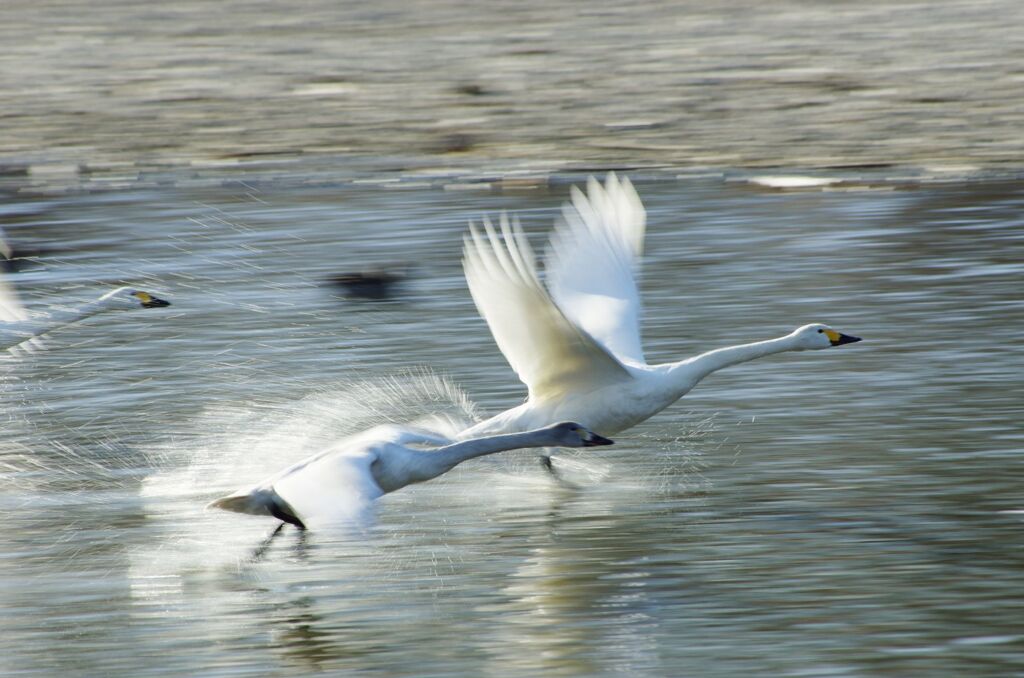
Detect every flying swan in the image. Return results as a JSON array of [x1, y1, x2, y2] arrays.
[[0, 275, 171, 352], [460, 173, 861, 438], [209, 421, 613, 530]]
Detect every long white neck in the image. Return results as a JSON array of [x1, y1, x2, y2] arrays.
[[428, 429, 562, 476], [0, 300, 114, 350], [45, 298, 115, 326], [665, 333, 800, 395]]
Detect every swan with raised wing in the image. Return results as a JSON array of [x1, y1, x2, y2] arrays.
[[460, 174, 861, 439]]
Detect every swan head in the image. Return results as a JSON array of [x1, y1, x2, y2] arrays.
[[98, 287, 172, 310], [791, 323, 861, 350], [546, 422, 615, 447]]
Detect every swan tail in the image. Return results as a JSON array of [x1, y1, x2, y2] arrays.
[[207, 493, 264, 515], [207, 488, 306, 529]]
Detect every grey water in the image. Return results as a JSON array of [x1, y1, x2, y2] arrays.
[[1, 174, 1022, 676]]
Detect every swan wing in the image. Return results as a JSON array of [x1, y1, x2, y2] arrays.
[[372, 424, 453, 447], [463, 213, 632, 401], [273, 448, 384, 527], [546, 173, 647, 365]]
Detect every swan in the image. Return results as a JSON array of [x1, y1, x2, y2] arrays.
[[0, 279, 171, 352], [208, 421, 613, 530], [460, 173, 861, 438]]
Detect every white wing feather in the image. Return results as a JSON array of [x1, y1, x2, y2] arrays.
[[546, 173, 647, 365], [463, 213, 631, 401]]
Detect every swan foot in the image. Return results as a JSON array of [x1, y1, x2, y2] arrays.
[[539, 454, 581, 490], [268, 496, 306, 530]]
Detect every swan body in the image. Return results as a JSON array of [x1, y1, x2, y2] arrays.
[[0, 284, 170, 352], [461, 174, 861, 438], [209, 421, 613, 529]]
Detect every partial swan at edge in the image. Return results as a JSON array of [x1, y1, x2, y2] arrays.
[[0, 274, 171, 353]]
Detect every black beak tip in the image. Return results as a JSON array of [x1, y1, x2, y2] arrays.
[[835, 333, 861, 345], [143, 297, 171, 308], [584, 434, 615, 447]]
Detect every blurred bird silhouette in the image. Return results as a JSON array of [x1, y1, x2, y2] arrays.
[[327, 266, 407, 299]]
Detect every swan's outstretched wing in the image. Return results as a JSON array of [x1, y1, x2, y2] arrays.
[[463, 213, 631, 401], [546, 174, 647, 365]]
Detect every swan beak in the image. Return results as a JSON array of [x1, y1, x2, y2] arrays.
[[582, 432, 615, 447], [137, 292, 171, 308], [830, 332, 861, 347]]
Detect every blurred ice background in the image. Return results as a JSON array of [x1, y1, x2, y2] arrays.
[[2, 0, 1022, 190]]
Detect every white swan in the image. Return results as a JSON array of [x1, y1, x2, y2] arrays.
[[0, 279, 171, 352], [460, 174, 861, 438], [208, 421, 613, 530]]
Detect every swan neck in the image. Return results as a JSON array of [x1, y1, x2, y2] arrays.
[[431, 430, 552, 472], [671, 333, 799, 386], [45, 299, 111, 326], [0, 313, 86, 349], [0, 318, 44, 346], [1, 299, 115, 350]]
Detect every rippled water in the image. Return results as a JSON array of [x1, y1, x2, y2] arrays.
[[2, 174, 1022, 676]]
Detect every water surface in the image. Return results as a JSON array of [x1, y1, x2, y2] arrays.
[[1, 175, 1022, 676]]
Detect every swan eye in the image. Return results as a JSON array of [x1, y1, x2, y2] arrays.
[[817, 329, 823, 333]]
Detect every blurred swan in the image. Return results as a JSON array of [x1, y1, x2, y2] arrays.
[[461, 173, 861, 438], [209, 421, 613, 530], [0, 279, 171, 352]]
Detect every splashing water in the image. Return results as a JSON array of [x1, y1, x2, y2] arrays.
[[128, 370, 482, 584]]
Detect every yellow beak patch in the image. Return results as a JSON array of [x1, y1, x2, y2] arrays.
[[133, 292, 153, 303], [823, 329, 840, 344]]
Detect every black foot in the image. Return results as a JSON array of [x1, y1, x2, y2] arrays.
[[539, 454, 580, 489], [269, 497, 306, 530]]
